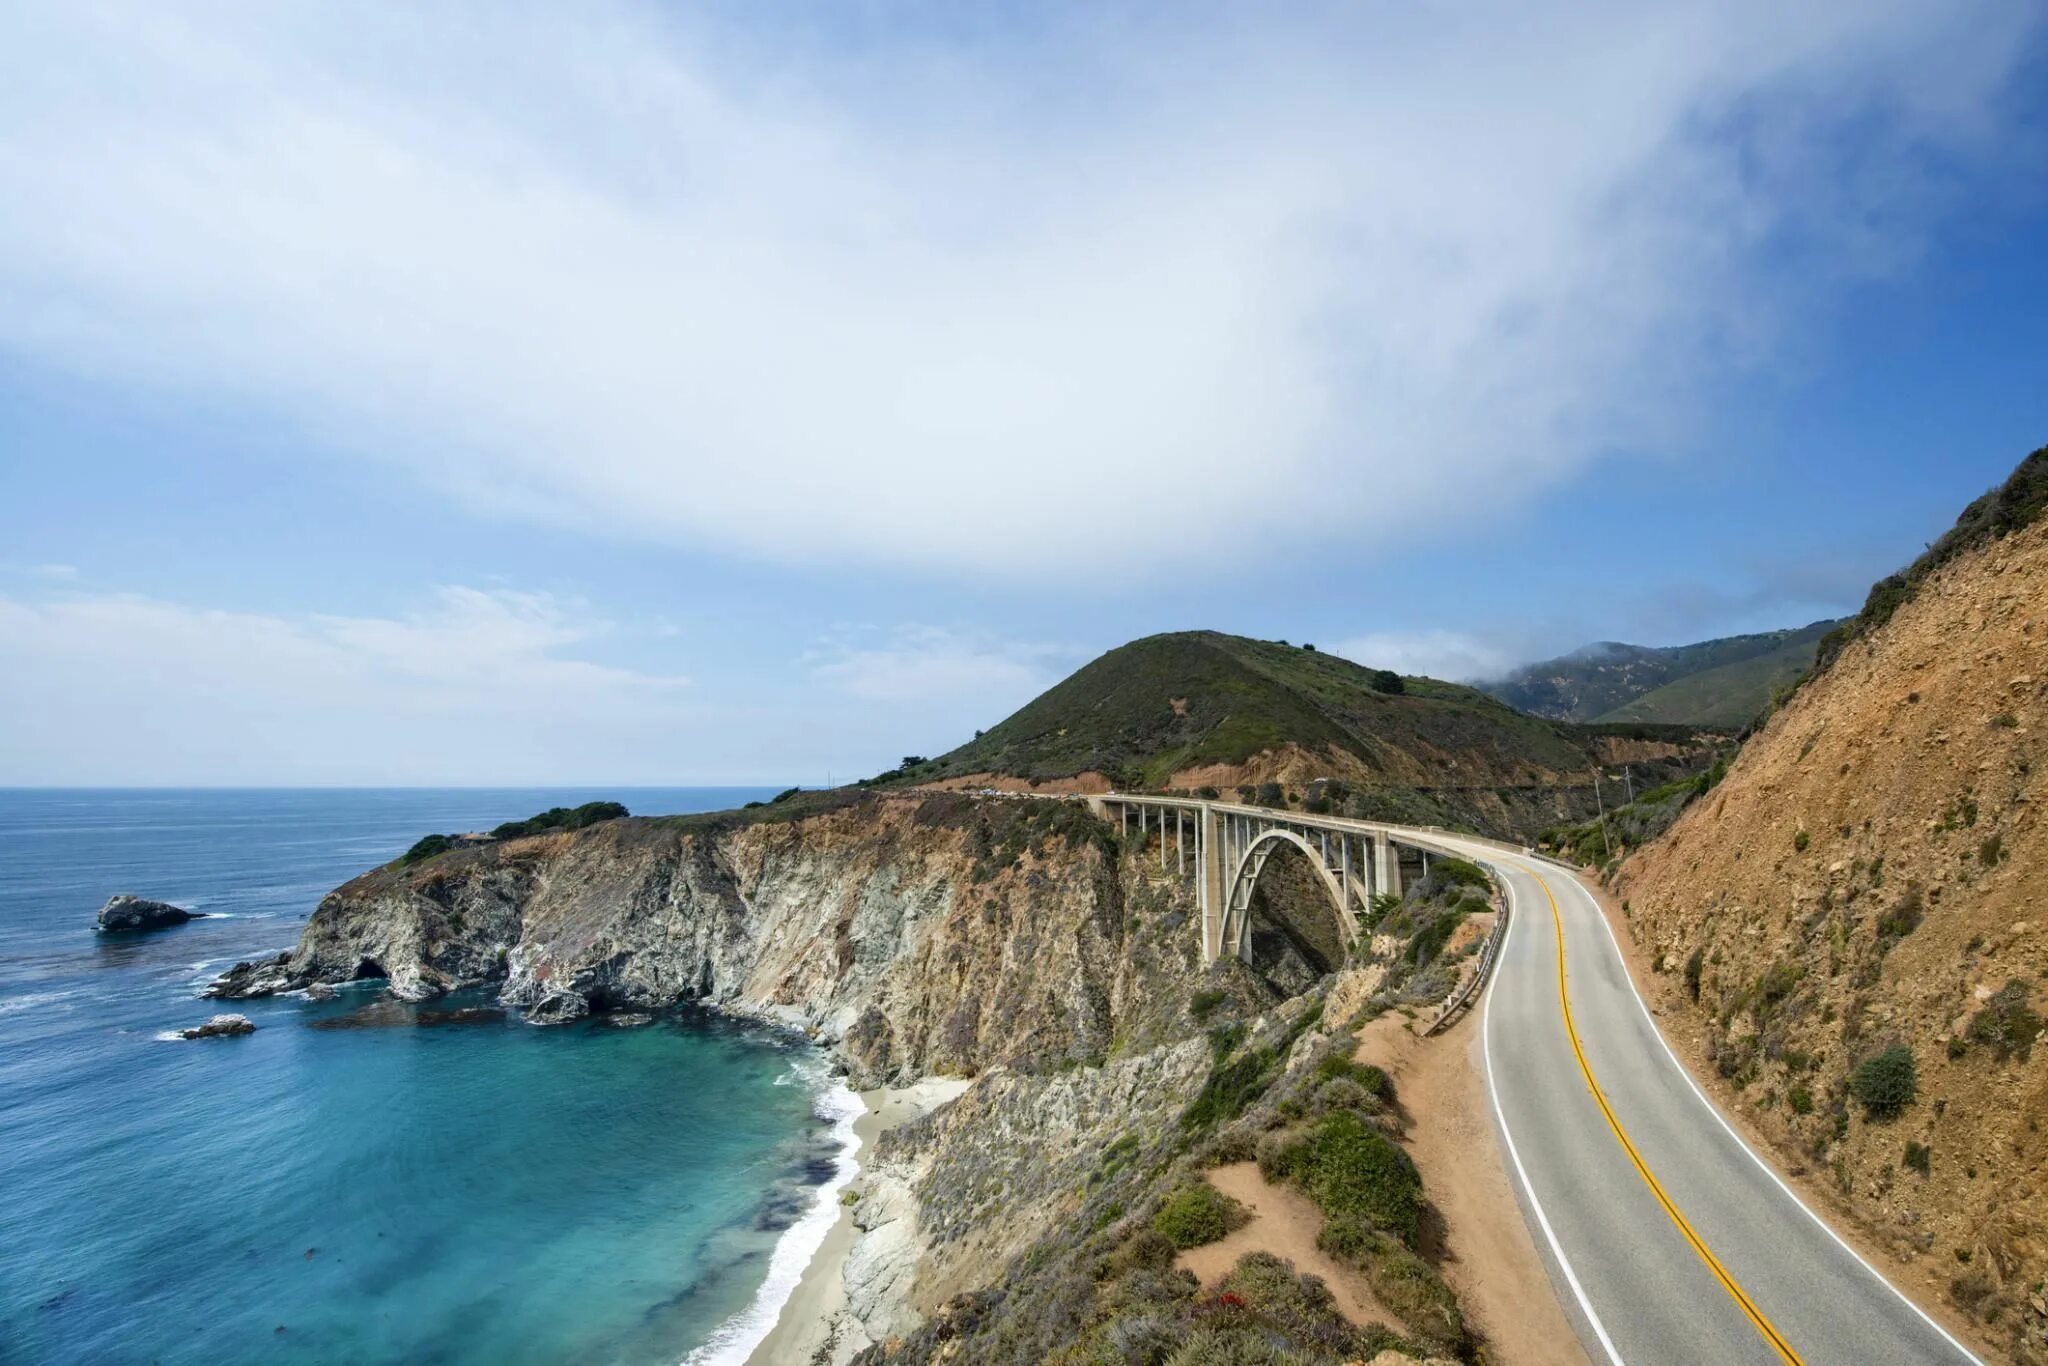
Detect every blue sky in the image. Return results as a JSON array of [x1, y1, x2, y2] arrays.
[[3, 1, 2045, 785]]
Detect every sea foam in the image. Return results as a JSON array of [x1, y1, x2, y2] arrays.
[[682, 1064, 864, 1366]]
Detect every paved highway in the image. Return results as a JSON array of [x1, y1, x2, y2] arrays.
[[1423, 834, 1977, 1366]]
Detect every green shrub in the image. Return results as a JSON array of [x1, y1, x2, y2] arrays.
[[1314, 1052, 1392, 1102], [1407, 910, 1465, 967], [396, 833, 457, 867], [1150, 1181, 1248, 1249], [1849, 1045, 1917, 1118], [1183, 1045, 1279, 1130], [1903, 1141, 1931, 1176], [1978, 833, 2005, 865], [1431, 857, 1491, 889], [490, 800, 629, 840], [1794, 830, 1810, 852], [1787, 1085, 1814, 1115], [1875, 889, 1923, 952], [1189, 987, 1228, 1021], [1290, 1111, 1422, 1246], [1684, 947, 1705, 1002], [1967, 980, 2041, 1062]]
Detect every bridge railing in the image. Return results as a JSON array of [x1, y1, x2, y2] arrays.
[[1422, 867, 1510, 1036]]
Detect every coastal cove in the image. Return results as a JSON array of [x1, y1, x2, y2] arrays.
[[0, 788, 871, 1366]]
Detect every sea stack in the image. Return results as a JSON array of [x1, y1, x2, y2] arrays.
[[179, 1014, 256, 1040], [95, 894, 200, 933]]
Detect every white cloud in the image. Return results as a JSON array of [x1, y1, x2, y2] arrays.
[[0, 3, 2036, 579], [1334, 630, 1518, 683], [807, 625, 1068, 707], [0, 586, 690, 784]]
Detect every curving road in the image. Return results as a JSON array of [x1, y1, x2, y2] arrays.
[[1419, 834, 1979, 1366]]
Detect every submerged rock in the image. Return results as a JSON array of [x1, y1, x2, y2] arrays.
[[181, 1013, 255, 1039], [96, 894, 201, 933], [596, 1011, 655, 1029], [308, 1000, 505, 1031]]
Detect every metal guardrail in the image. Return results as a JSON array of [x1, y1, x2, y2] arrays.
[[1422, 868, 1510, 1036]]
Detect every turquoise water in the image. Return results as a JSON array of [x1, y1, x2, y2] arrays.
[[0, 789, 847, 1366]]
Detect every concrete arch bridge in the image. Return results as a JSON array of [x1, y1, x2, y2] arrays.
[[1087, 794, 1485, 965]]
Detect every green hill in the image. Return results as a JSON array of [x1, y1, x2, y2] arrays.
[[876, 635, 1725, 849], [1481, 620, 1841, 726]]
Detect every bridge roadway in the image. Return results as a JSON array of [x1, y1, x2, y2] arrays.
[[1092, 795, 1978, 1366]]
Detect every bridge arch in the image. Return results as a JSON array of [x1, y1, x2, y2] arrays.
[[1220, 827, 1356, 963]]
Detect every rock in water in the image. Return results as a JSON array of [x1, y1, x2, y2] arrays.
[[205, 952, 305, 999], [180, 1014, 256, 1040], [96, 894, 200, 933]]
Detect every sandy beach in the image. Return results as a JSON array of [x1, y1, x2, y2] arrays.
[[745, 1077, 970, 1366]]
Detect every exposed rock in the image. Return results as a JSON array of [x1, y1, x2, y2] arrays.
[[180, 1013, 255, 1039], [96, 894, 200, 933], [303, 983, 338, 1001], [202, 794, 1181, 1086], [204, 952, 304, 999], [524, 991, 590, 1026], [596, 1010, 654, 1028]]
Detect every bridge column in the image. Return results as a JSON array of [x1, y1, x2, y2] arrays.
[[1198, 805, 1225, 963], [1373, 832, 1403, 900]]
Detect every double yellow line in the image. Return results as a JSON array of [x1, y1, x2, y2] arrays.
[[1528, 867, 1804, 1365]]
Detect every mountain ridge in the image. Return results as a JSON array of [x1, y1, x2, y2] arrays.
[[1481, 619, 1843, 725]]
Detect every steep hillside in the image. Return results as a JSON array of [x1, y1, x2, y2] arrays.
[[894, 630, 1723, 842], [1485, 620, 1841, 725], [1614, 448, 2048, 1361]]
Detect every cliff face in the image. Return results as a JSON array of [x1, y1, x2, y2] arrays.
[[1616, 518, 2048, 1357], [213, 795, 1185, 1087]]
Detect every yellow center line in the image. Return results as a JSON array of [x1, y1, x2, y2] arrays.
[[1528, 865, 1804, 1366]]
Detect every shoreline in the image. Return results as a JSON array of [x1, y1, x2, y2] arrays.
[[742, 1076, 970, 1366]]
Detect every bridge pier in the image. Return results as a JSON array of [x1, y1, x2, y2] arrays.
[[1098, 794, 1439, 966]]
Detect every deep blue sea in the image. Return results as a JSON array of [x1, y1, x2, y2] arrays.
[[0, 788, 857, 1366]]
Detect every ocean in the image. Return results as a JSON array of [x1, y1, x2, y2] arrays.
[[0, 788, 855, 1366]]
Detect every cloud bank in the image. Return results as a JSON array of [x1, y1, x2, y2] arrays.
[[0, 2, 2038, 580], [0, 587, 689, 784]]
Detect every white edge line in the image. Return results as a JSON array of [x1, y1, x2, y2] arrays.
[[1481, 867, 1627, 1366], [1547, 860, 1985, 1366]]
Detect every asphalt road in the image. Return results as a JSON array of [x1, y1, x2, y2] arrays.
[[1429, 837, 1978, 1366]]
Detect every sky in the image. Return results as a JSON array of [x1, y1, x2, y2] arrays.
[[2, 1, 2046, 786]]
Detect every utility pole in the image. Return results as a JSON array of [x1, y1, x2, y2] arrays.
[[1592, 768, 1611, 860]]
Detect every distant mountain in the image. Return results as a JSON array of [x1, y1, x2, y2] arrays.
[[883, 630, 1725, 840], [1480, 620, 1843, 726]]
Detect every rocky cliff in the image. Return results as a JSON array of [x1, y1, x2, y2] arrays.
[[1615, 470, 2048, 1360], [213, 794, 1193, 1087]]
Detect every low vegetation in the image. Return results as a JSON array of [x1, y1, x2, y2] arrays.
[[1811, 446, 2048, 678], [395, 801, 631, 866], [1150, 1182, 1249, 1249], [1848, 1044, 1917, 1119]]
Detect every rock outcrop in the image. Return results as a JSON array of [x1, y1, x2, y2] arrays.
[[180, 1013, 255, 1039], [208, 795, 1195, 1086], [96, 894, 201, 933]]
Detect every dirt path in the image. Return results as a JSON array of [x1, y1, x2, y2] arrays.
[[1353, 1012, 1589, 1366], [1177, 1162, 1396, 1327]]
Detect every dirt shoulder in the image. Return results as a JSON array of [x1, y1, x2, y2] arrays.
[[1353, 1012, 1588, 1366]]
